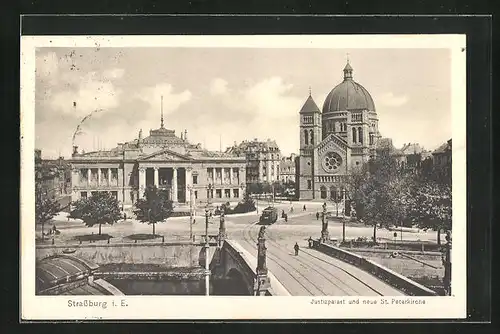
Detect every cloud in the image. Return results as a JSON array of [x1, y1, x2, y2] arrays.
[[378, 92, 409, 107], [204, 76, 303, 155], [103, 68, 125, 79], [134, 83, 192, 116], [209, 78, 228, 95], [50, 72, 122, 119]]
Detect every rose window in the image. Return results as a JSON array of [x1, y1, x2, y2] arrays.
[[322, 152, 343, 173]]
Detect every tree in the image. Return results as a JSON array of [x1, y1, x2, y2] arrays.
[[408, 179, 452, 245], [70, 191, 122, 235], [233, 193, 256, 213], [35, 182, 60, 241], [353, 151, 409, 242], [133, 185, 173, 236]]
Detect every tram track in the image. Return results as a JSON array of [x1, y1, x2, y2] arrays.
[[241, 221, 325, 296], [262, 218, 387, 296]]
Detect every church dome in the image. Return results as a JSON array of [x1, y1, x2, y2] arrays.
[[322, 62, 376, 113]]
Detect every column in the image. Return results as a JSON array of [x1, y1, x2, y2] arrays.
[[139, 167, 146, 197], [154, 167, 159, 187], [87, 168, 91, 186], [186, 167, 192, 204], [108, 168, 112, 186], [229, 168, 233, 185], [97, 168, 102, 186], [172, 167, 178, 202], [71, 169, 80, 201]]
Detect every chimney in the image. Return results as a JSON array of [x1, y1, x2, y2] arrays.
[[181, 132, 184, 140], [184, 129, 188, 141], [72, 146, 78, 156]]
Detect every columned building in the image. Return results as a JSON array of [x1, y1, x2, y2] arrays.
[[69, 119, 246, 208]]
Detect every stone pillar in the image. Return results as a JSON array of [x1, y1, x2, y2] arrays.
[[108, 168, 112, 186], [139, 167, 146, 198], [153, 167, 159, 187], [320, 202, 329, 243], [186, 167, 192, 204], [97, 168, 102, 186], [172, 167, 178, 202], [87, 168, 91, 186], [71, 169, 80, 201], [229, 168, 233, 185], [254, 226, 271, 296]]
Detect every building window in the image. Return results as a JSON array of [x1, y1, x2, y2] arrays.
[[81, 191, 87, 199], [320, 186, 327, 199], [224, 189, 231, 198], [192, 175, 198, 184], [310, 129, 314, 144], [307, 180, 312, 190], [216, 189, 222, 198], [352, 127, 357, 143], [304, 129, 309, 145], [233, 189, 239, 198], [194, 191, 198, 199], [358, 127, 363, 144], [91, 191, 97, 197], [356, 161, 360, 165], [111, 191, 118, 199]]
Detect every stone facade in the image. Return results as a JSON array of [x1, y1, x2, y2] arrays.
[[225, 139, 281, 185], [279, 154, 297, 184], [69, 125, 246, 208], [297, 61, 381, 201]]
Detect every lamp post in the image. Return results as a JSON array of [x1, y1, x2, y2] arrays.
[[204, 207, 210, 296], [320, 202, 329, 243], [340, 188, 346, 243], [188, 185, 194, 241]]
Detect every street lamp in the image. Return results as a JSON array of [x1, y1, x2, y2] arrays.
[[204, 207, 210, 296]]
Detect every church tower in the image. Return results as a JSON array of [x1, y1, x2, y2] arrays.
[[298, 90, 321, 200]]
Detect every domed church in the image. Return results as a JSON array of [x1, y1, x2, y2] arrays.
[[297, 61, 382, 201]]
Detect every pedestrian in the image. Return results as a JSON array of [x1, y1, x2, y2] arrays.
[[123, 212, 127, 221], [303, 205, 306, 211], [284, 213, 288, 222], [308, 237, 313, 248], [294, 242, 300, 256], [316, 212, 320, 220], [290, 206, 294, 213]]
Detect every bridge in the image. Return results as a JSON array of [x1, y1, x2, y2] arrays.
[[211, 222, 438, 296]]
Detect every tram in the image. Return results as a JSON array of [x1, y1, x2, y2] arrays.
[[259, 206, 278, 225]]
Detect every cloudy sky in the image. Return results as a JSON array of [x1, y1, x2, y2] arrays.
[[35, 47, 451, 158]]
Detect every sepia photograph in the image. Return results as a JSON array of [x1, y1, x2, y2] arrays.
[[21, 34, 466, 320]]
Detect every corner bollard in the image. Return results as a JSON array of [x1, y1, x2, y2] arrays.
[[254, 226, 271, 296]]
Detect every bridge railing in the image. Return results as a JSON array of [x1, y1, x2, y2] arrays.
[[313, 241, 438, 296]]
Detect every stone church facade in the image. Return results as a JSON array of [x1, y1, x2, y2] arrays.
[[298, 61, 382, 201]]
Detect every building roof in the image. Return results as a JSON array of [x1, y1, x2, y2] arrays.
[[322, 62, 376, 113], [72, 125, 243, 162], [433, 139, 452, 154], [36, 255, 122, 296], [227, 138, 281, 156], [299, 95, 321, 114]]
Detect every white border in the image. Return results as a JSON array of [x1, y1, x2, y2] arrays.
[[20, 34, 466, 320]]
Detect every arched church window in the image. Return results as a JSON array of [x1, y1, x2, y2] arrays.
[[358, 127, 363, 144], [310, 129, 314, 145], [320, 186, 327, 199], [352, 127, 357, 143], [304, 129, 309, 145]]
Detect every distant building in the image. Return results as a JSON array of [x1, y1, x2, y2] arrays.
[[279, 154, 297, 184], [225, 138, 281, 185], [35, 150, 71, 200], [432, 139, 452, 181]]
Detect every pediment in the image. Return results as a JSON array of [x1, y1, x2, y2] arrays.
[[316, 134, 349, 156], [138, 149, 194, 162]]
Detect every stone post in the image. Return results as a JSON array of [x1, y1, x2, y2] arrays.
[[320, 202, 329, 243], [254, 226, 271, 296]]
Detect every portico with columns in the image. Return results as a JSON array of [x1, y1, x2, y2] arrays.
[[69, 99, 247, 209]]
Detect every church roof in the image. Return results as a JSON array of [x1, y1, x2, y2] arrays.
[[322, 62, 376, 113], [299, 95, 321, 114]]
